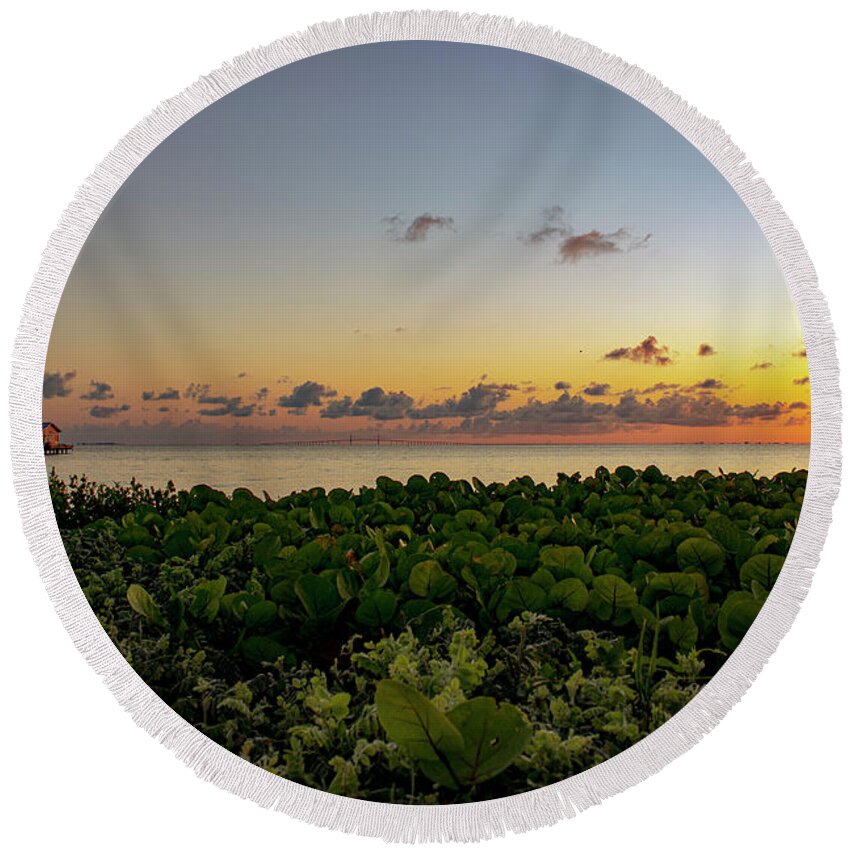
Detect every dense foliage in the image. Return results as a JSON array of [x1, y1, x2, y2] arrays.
[[52, 464, 805, 802]]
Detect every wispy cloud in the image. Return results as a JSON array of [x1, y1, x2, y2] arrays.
[[750, 362, 774, 371], [793, 376, 810, 385], [521, 207, 650, 264], [383, 213, 455, 242]]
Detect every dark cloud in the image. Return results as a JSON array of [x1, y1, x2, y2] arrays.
[[277, 380, 337, 412], [255, 387, 269, 401], [727, 401, 786, 421], [690, 378, 726, 391], [89, 404, 130, 419], [184, 382, 211, 399], [142, 387, 180, 401], [157, 406, 171, 413], [554, 381, 571, 391], [750, 362, 774, 370], [408, 383, 517, 420], [583, 382, 611, 396], [698, 343, 716, 357], [792, 348, 807, 358], [236, 372, 248, 379], [793, 376, 810, 385], [633, 382, 681, 395], [43, 370, 76, 398], [383, 213, 455, 242], [80, 380, 115, 401], [604, 336, 673, 366], [198, 396, 256, 417], [788, 401, 809, 410], [322, 387, 415, 421]]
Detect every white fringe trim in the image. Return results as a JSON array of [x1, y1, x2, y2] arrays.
[[8, 9, 841, 843]]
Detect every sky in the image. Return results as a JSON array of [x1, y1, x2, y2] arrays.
[[44, 41, 809, 445]]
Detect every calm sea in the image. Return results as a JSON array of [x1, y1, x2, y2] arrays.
[[44, 444, 810, 499]]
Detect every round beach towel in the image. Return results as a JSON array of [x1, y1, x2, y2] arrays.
[[11, 11, 840, 842]]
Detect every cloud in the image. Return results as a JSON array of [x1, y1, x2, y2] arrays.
[[43, 370, 76, 398], [198, 396, 256, 417], [408, 383, 517, 420], [256, 387, 269, 401], [322, 387, 415, 421], [184, 382, 211, 399], [395, 327, 407, 333], [750, 362, 774, 370], [698, 343, 716, 357], [727, 401, 786, 420], [157, 406, 171, 413], [80, 380, 115, 401], [89, 404, 130, 419], [793, 376, 810, 385], [383, 213, 455, 242], [236, 371, 248, 379], [521, 208, 650, 263], [792, 348, 807, 358], [690, 378, 726, 391], [142, 387, 180, 401], [632, 382, 681, 395], [583, 382, 611, 396], [554, 381, 571, 391], [604, 336, 673, 366], [277, 380, 337, 412], [559, 229, 651, 263], [788, 401, 809, 410]]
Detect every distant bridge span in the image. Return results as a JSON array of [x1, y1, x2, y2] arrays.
[[261, 436, 475, 447]]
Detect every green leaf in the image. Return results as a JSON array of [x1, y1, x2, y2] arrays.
[[127, 584, 165, 627], [409, 560, 457, 600], [539, 546, 592, 583], [717, 591, 763, 650], [294, 574, 343, 622], [739, 554, 784, 591], [244, 599, 278, 629], [493, 579, 547, 621], [547, 578, 589, 612], [355, 589, 397, 627], [240, 635, 289, 664], [374, 680, 464, 763], [677, 537, 726, 576], [421, 697, 531, 788], [586, 574, 638, 622]]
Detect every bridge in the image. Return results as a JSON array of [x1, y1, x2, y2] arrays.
[[260, 435, 474, 447]]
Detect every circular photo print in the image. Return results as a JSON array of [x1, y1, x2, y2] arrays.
[[44, 40, 809, 805]]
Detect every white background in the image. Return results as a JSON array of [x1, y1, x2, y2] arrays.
[[2, 2, 847, 846]]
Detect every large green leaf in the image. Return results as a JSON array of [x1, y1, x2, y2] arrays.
[[539, 546, 592, 583], [586, 574, 638, 622], [421, 697, 531, 788], [409, 560, 457, 600], [493, 579, 547, 621], [547, 578, 589, 612], [355, 589, 397, 627], [717, 591, 763, 650], [127, 584, 165, 627], [294, 574, 343, 622], [375, 680, 464, 763], [677, 537, 725, 576], [739, 554, 784, 591]]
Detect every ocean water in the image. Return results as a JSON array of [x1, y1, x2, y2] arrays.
[[44, 443, 810, 498]]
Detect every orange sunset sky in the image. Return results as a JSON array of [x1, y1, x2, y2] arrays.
[[43, 42, 809, 446]]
